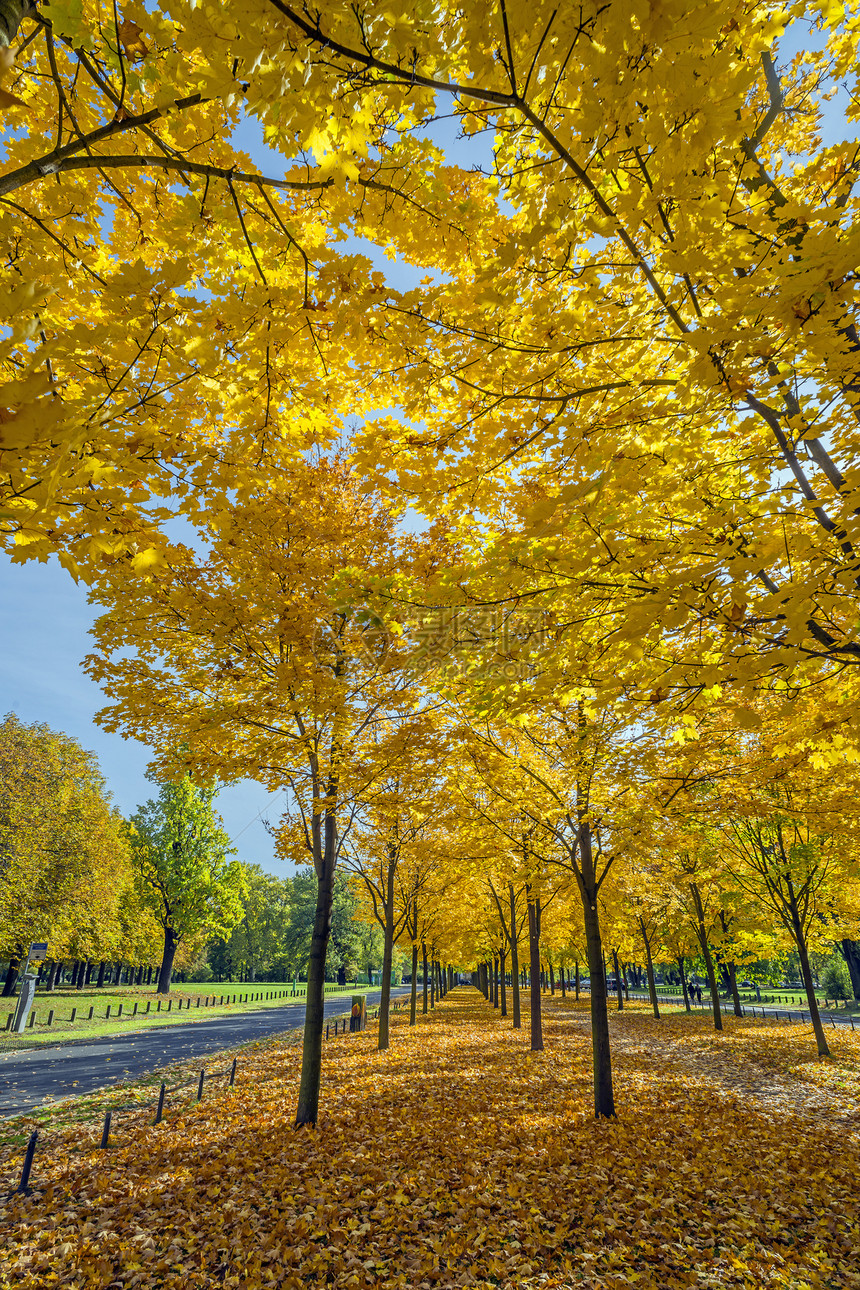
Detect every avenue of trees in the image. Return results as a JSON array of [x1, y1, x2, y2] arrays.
[[2, 0, 860, 1122]]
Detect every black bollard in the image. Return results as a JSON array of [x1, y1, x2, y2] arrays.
[[18, 1130, 38, 1193], [197, 1069, 205, 1102], [100, 1110, 112, 1149], [154, 1083, 166, 1125]]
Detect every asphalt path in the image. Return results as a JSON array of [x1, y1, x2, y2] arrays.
[[0, 986, 414, 1119]]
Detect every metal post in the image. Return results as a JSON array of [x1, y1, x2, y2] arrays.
[[100, 1110, 112, 1149], [88, 1006, 94, 1020], [18, 1131, 38, 1193], [326, 1023, 330, 1040], [154, 1084, 166, 1124], [229, 1058, 237, 1088], [47, 1010, 54, 1026], [197, 1069, 205, 1101], [70, 1008, 77, 1023]]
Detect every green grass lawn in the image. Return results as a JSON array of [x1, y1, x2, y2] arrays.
[[0, 980, 372, 1050]]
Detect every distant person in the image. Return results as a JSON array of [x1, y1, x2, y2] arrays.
[[696, 985, 702, 1004]]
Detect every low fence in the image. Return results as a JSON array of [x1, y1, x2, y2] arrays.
[[619, 987, 856, 1029], [647, 984, 852, 1010], [2, 983, 362, 1036], [12, 1056, 238, 1194]]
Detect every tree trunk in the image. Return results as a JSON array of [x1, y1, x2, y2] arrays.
[[559, 961, 566, 998], [579, 832, 615, 1117], [77, 960, 88, 990], [96, 960, 106, 989], [146, 965, 153, 985], [157, 928, 178, 994], [792, 904, 831, 1057], [422, 942, 428, 1014], [1, 953, 21, 997], [526, 890, 543, 1051], [727, 959, 742, 1017], [622, 963, 629, 1001], [717, 910, 743, 1017], [575, 961, 580, 1000], [612, 948, 623, 1011], [677, 955, 692, 1012], [295, 807, 339, 1127], [430, 958, 436, 1009], [549, 962, 555, 995], [45, 959, 60, 992], [841, 939, 860, 1001], [509, 885, 521, 1029], [639, 918, 660, 1019], [377, 851, 396, 1052], [500, 947, 507, 1016], [493, 955, 499, 1008], [410, 943, 418, 1025], [689, 881, 722, 1033]]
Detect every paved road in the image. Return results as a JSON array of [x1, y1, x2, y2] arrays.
[[0, 986, 414, 1119]]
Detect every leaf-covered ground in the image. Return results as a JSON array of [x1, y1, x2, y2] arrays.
[[1, 988, 858, 1289]]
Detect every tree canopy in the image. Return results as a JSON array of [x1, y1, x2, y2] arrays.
[[2, 0, 860, 1124]]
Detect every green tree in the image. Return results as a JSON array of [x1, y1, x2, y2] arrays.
[[129, 775, 245, 993], [225, 864, 292, 982], [821, 955, 852, 1003], [282, 871, 362, 983]]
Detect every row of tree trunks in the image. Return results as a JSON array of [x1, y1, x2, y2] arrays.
[[3, 955, 160, 996]]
